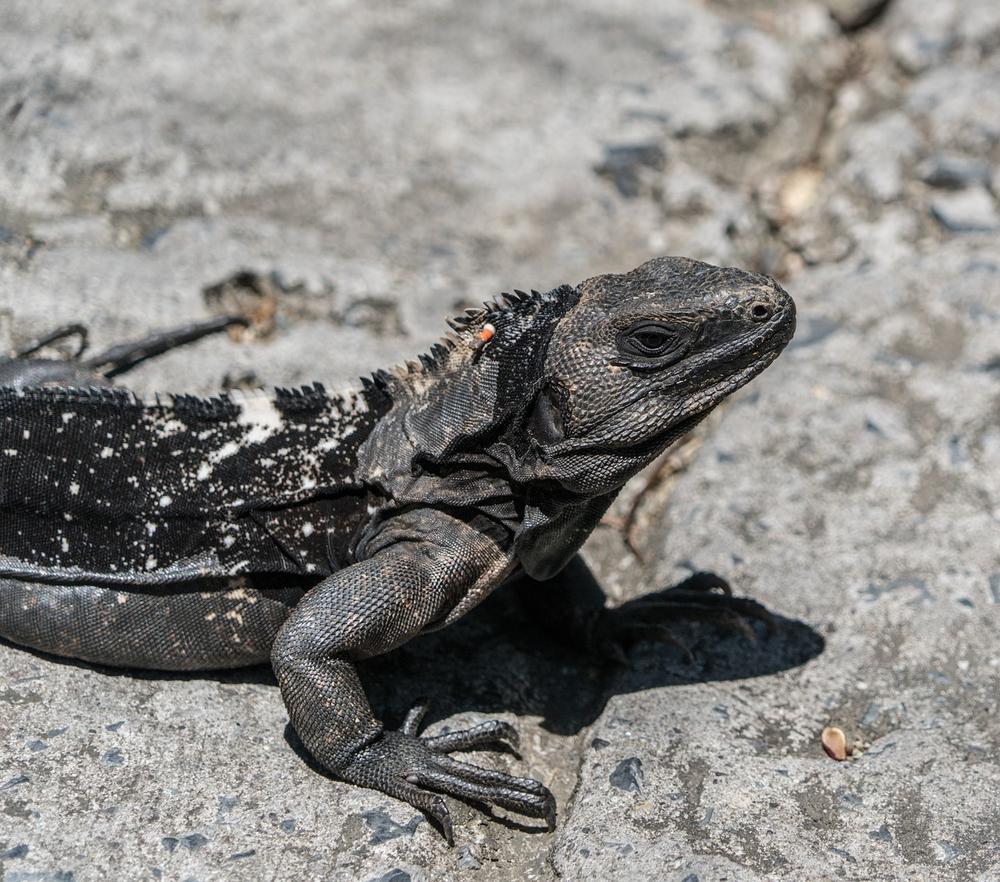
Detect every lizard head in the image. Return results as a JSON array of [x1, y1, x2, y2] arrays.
[[356, 255, 793, 581], [520, 256, 796, 495]]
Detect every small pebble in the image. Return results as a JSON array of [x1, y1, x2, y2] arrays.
[[457, 845, 481, 870], [609, 757, 644, 792], [931, 188, 1000, 233], [822, 726, 848, 761]]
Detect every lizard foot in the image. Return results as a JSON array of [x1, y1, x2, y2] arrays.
[[592, 571, 775, 663], [339, 704, 555, 845]]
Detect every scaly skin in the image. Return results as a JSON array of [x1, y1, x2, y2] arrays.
[[0, 257, 795, 842]]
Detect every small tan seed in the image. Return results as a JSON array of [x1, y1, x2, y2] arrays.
[[821, 726, 848, 761]]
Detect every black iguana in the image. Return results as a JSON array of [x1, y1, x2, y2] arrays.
[[0, 257, 795, 843]]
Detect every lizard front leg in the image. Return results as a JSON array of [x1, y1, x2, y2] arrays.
[[270, 511, 555, 843]]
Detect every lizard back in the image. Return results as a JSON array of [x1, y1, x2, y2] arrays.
[[0, 383, 384, 584]]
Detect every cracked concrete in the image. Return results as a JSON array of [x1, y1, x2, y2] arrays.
[[1, 0, 998, 879]]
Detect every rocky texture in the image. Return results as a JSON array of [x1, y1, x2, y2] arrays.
[[1, 0, 998, 879]]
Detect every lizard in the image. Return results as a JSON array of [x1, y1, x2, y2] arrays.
[[0, 256, 795, 843]]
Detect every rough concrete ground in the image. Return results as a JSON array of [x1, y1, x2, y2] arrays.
[[0, 0, 998, 879]]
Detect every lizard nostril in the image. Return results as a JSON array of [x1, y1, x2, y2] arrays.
[[750, 302, 771, 322]]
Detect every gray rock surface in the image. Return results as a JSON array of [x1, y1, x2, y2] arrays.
[[931, 188, 1000, 233], [1, 0, 998, 879]]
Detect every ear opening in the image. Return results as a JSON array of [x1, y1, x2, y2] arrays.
[[528, 383, 566, 446]]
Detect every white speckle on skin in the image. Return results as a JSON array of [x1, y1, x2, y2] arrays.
[[208, 441, 240, 466], [195, 462, 212, 481], [146, 522, 157, 536], [61, 412, 75, 423], [146, 556, 157, 570], [222, 535, 236, 548], [301, 477, 317, 490], [100, 446, 114, 459], [154, 418, 185, 438], [69, 482, 80, 496], [159, 495, 172, 508], [22, 429, 29, 440], [204, 612, 217, 621], [301, 522, 314, 537], [61, 537, 69, 553], [116, 593, 128, 604], [3, 449, 17, 456], [224, 609, 245, 626], [236, 395, 285, 445]]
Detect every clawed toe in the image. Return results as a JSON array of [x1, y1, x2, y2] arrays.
[[423, 718, 520, 753], [427, 795, 455, 846], [396, 783, 455, 845], [414, 717, 552, 825], [407, 757, 555, 825], [401, 701, 430, 735], [347, 712, 554, 844]]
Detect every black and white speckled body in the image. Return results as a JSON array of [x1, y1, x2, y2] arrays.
[[0, 384, 379, 582], [0, 258, 795, 842]]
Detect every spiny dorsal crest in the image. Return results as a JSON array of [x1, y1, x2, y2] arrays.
[[1, 381, 365, 422], [365, 284, 571, 396]]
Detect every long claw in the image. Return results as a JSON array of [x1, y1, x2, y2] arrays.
[[427, 794, 454, 847], [392, 781, 454, 845]]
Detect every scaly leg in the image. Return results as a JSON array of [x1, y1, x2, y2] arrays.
[[270, 511, 554, 844]]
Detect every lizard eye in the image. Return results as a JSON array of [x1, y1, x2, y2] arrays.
[[617, 321, 690, 363]]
